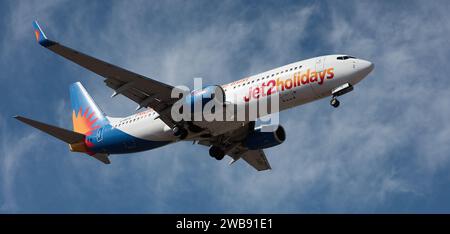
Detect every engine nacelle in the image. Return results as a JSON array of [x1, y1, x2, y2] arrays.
[[245, 125, 286, 150], [183, 85, 225, 114]]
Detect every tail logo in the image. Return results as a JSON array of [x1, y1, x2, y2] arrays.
[[72, 107, 100, 136]]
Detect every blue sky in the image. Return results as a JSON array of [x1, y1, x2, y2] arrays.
[[1, 0, 450, 213]]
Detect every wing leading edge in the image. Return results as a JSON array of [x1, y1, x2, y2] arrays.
[[32, 20, 179, 127]]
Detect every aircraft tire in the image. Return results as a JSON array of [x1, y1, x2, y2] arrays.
[[209, 146, 225, 160], [330, 98, 340, 108]]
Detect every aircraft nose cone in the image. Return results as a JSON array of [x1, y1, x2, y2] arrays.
[[359, 59, 374, 75]]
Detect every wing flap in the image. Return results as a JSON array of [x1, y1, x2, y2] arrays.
[[240, 150, 271, 171]]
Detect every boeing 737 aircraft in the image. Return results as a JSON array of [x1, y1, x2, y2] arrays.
[[15, 21, 374, 171]]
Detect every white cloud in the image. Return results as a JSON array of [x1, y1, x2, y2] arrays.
[[0, 114, 41, 212]]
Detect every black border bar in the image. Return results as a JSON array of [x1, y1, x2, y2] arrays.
[[0, 214, 449, 232]]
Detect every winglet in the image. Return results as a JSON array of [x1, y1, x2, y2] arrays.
[[32, 20, 56, 47]]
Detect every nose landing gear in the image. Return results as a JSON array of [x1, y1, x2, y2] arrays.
[[330, 83, 353, 108], [330, 97, 340, 108]]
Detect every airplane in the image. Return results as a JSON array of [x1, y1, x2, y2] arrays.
[[15, 21, 374, 171]]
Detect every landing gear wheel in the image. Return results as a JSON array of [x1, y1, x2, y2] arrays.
[[209, 146, 225, 160], [330, 98, 340, 108], [173, 126, 188, 140], [172, 126, 180, 136]]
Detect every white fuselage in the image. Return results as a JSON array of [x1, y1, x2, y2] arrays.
[[108, 55, 374, 142]]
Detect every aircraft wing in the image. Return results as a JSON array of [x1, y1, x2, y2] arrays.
[[241, 150, 271, 171], [228, 147, 271, 171], [32, 21, 179, 127]]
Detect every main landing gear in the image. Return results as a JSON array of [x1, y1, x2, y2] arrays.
[[173, 123, 203, 140], [209, 146, 225, 160], [172, 126, 188, 140]]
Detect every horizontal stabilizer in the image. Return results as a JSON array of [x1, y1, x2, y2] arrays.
[[14, 115, 85, 144], [92, 153, 111, 164]]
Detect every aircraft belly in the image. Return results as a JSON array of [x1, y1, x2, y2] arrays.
[[88, 125, 172, 154]]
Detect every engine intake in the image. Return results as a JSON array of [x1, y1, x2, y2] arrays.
[[184, 85, 225, 114]]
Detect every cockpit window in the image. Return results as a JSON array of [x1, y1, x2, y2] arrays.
[[337, 55, 356, 60]]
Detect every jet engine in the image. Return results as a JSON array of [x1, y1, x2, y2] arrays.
[[172, 85, 225, 138], [245, 125, 286, 150], [183, 85, 225, 114]]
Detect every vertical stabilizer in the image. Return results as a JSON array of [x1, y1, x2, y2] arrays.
[[69, 82, 109, 135]]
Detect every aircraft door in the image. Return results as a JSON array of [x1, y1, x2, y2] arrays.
[[310, 57, 328, 98], [315, 57, 324, 72]]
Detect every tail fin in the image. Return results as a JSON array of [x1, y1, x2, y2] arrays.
[[70, 82, 109, 135]]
